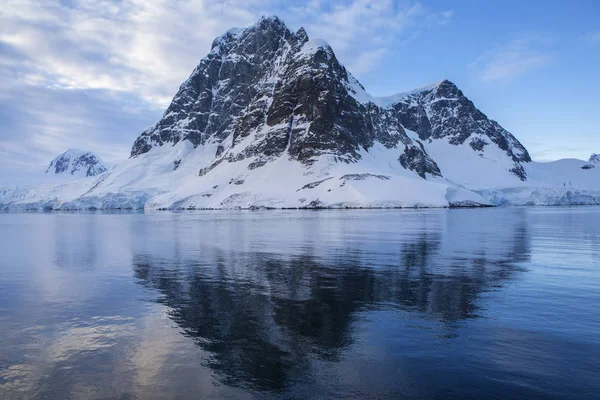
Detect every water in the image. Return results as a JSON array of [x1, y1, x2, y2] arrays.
[[0, 208, 598, 399]]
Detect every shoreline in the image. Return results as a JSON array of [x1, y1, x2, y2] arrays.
[[5, 203, 600, 213]]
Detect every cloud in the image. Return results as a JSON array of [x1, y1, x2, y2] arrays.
[[1, 0, 452, 105], [288, 0, 453, 77], [0, 0, 266, 108], [471, 35, 552, 83], [0, 84, 159, 185], [346, 48, 389, 76]]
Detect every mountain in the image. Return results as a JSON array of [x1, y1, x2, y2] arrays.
[[1, 16, 598, 210], [45, 149, 107, 179], [131, 16, 529, 182], [582, 153, 599, 169]]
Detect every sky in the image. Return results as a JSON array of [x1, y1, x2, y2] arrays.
[[0, 0, 599, 184]]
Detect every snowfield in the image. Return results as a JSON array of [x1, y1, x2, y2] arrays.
[[1, 140, 598, 211], [476, 159, 600, 206]]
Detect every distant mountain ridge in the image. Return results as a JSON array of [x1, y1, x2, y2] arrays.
[[46, 149, 107, 178]]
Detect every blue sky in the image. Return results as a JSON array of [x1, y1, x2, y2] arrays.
[[0, 0, 598, 184]]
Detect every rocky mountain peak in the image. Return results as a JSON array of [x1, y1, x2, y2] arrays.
[[210, 15, 292, 54], [46, 149, 107, 178], [256, 15, 287, 31], [432, 79, 461, 97], [386, 78, 531, 179], [131, 16, 311, 158], [295, 27, 309, 44]]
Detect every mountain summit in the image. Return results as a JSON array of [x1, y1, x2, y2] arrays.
[[46, 149, 107, 178]]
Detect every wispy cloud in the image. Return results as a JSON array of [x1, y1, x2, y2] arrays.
[[0, 84, 158, 184], [347, 48, 389, 76], [0, 0, 264, 108], [471, 35, 552, 83], [289, 0, 453, 77], [1, 0, 452, 106]]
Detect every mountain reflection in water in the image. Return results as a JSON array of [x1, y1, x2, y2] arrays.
[[4, 208, 597, 399], [131, 209, 529, 392]]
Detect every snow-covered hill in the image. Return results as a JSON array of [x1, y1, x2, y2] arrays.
[[0, 150, 109, 210], [0, 17, 598, 210], [477, 157, 600, 206], [46, 149, 107, 180]]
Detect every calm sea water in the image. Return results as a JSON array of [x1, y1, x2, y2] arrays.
[[0, 208, 598, 399]]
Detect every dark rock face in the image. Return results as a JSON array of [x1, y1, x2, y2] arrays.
[[582, 154, 599, 170], [132, 16, 304, 157], [46, 150, 107, 177], [130, 16, 532, 181], [340, 174, 390, 181], [399, 143, 442, 179], [390, 80, 531, 180], [469, 137, 488, 152], [299, 178, 333, 190]]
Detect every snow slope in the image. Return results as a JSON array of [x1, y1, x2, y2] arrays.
[[3, 139, 598, 211], [0, 139, 488, 210], [477, 158, 600, 206]]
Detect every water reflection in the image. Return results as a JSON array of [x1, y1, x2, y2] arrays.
[[14, 209, 600, 399], [131, 209, 530, 392]]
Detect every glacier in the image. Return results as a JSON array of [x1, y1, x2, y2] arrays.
[[2, 134, 598, 211]]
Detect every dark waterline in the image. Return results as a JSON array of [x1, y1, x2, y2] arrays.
[[0, 208, 598, 399]]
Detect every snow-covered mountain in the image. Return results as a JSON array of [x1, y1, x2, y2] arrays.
[[45, 149, 107, 179], [1, 16, 598, 210], [131, 17, 529, 181], [582, 153, 599, 169]]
